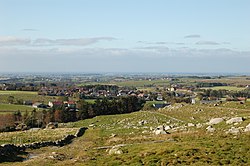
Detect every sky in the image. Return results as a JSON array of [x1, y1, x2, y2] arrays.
[[0, 0, 250, 73]]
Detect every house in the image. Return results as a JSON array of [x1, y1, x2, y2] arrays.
[[48, 101, 63, 108], [64, 101, 76, 108], [117, 90, 129, 96]]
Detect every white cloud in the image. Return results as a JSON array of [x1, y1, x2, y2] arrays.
[[0, 36, 116, 47], [196, 41, 220, 45], [0, 36, 31, 46], [33, 37, 116, 46]]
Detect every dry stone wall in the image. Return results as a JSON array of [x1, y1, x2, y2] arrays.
[[0, 127, 87, 163]]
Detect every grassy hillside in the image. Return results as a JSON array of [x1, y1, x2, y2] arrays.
[[1, 102, 250, 165]]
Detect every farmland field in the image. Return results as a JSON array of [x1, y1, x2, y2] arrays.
[[0, 91, 37, 95], [201, 86, 246, 91], [0, 90, 57, 104], [0, 104, 34, 113]]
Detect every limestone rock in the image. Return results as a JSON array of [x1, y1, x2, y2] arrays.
[[108, 146, 123, 155], [207, 118, 224, 125], [206, 126, 215, 132], [188, 123, 195, 127], [154, 125, 169, 135], [226, 127, 240, 135], [244, 123, 250, 132], [226, 117, 243, 124]]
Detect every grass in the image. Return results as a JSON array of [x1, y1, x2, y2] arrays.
[[201, 86, 245, 91], [0, 90, 57, 105], [78, 79, 171, 88], [0, 128, 78, 145], [0, 104, 34, 113], [0, 91, 37, 95], [1, 102, 250, 165]]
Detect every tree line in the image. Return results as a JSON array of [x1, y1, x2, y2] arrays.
[[0, 96, 145, 132]]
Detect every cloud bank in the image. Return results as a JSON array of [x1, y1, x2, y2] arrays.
[[0, 36, 116, 47]]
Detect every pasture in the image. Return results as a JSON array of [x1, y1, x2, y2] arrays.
[[0, 104, 34, 113], [201, 86, 245, 91], [0, 90, 57, 105]]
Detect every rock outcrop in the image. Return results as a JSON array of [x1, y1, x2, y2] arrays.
[[207, 118, 224, 125], [226, 117, 243, 124]]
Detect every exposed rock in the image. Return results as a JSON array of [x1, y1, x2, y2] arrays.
[[154, 130, 167, 135], [226, 117, 243, 124], [46, 122, 58, 129], [48, 152, 65, 160], [108, 146, 123, 155], [244, 123, 250, 132], [138, 120, 147, 125], [207, 118, 224, 125], [196, 123, 203, 128], [89, 123, 95, 127], [164, 125, 171, 130], [206, 126, 215, 132], [226, 127, 240, 135], [154, 125, 169, 135], [110, 133, 117, 138], [187, 123, 195, 127]]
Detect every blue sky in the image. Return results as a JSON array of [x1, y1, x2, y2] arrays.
[[0, 0, 250, 73]]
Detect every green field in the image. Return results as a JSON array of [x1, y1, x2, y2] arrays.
[[0, 90, 57, 105], [0, 91, 37, 95], [201, 86, 245, 91], [0, 104, 34, 113], [78, 79, 171, 88]]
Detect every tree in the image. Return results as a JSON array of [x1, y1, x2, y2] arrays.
[[54, 110, 63, 122]]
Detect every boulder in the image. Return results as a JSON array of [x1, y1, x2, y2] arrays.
[[154, 125, 169, 135], [207, 118, 224, 125], [226, 117, 243, 124], [154, 130, 167, 135], [206, 126, 215, 132], [46, 122, 57, 129], [164, 125, 171, 130], [108, 146, 123, 155], [226, 127, 240, 135], [244, 123, 250, 132], [196, 123, 203, 128], [187, 123, 195, 127]]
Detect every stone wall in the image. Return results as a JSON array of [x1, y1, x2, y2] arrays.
[[0, 127, 87, 163]]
